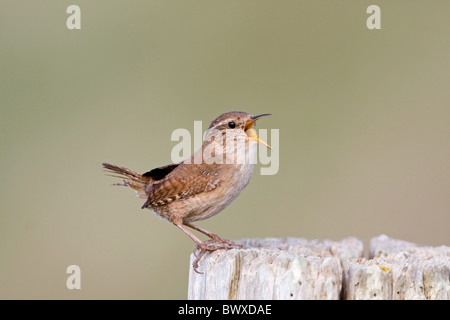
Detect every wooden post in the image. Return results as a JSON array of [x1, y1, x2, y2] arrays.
[[343, 234, 450, 300], [188, 237, 363, 299], [188, 235, 449, 300]]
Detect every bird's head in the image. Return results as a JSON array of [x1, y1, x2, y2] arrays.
[[206, 111, 271, 149]]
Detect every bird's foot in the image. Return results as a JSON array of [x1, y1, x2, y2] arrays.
[[192, 239, 242, 274], [208, 234, 244, 249]]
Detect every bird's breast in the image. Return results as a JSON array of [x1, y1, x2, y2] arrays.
[[182, 143, 257, 222]]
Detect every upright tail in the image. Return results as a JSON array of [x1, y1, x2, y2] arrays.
[[102, 163, 149, 199]]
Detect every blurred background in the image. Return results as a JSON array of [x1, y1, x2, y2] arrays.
[[1, 0, 449, 299]]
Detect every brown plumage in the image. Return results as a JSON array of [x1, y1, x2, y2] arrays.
[[103, 111, 271, 273]]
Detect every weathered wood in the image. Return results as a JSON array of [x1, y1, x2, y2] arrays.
[[343, 235, 450, 300], [188, 237, 363, 299], [188, 235, 449, 300]]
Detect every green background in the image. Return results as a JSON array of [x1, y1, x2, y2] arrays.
[[1, 1, 449, 299]]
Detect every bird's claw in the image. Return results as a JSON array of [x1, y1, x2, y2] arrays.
[[192, 239, 244, 274]]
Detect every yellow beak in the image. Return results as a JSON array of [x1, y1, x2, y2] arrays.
[[244, 114, 271, 149]]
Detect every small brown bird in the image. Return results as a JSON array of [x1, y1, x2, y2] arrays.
[[103, 111, 271, 273]]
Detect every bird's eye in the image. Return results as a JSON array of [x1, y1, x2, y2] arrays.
[[228, 121, 236, 129]]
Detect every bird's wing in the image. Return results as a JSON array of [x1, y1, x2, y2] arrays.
[[142, 163, 180, 180], [142, 163, 223, 208]]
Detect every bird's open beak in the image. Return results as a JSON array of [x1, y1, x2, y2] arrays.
[[244, 114, 271, 149]]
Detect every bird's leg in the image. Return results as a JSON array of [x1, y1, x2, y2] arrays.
[[184, 222, 243, 249], [172, 220, 230, 274]]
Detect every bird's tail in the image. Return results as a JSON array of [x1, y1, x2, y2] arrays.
[[102, 163, 149, 199]]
